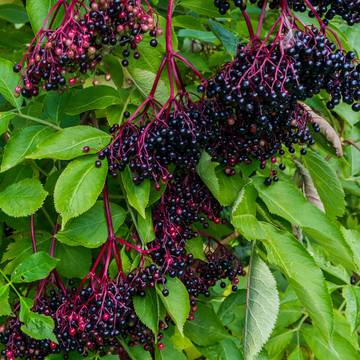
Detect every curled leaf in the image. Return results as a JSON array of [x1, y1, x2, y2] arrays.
[[293, 158, 325, 212], [300, 102, 343, 157]]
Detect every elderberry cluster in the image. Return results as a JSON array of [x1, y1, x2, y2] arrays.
[[0, 265, 168, 358], [104, 105, 207, 184], [199, 27, 359, 179], [14, 0, 159, 98], [149, 171, 244, 297], [213, 0, 360, 25], [1, 170, 245, 359]]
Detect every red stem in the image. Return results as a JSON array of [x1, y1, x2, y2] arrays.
[[242, 10, 255, 40], [256, 0, 268, 38]]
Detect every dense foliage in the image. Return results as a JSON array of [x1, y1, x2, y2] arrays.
[[0, 0, 359, 359]]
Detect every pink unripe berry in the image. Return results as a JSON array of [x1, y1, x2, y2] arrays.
[[55, 48, 62, 56]]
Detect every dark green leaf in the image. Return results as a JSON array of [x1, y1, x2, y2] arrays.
[[343, 286, 360, 333], [27, 126, 111, 160], [184, 303, 229, 346], [64, 86, 122, 115], [0, 111, 15, 135], [158, 277, 190, 336], [185, 237, 206, 261], [20, 297, 57, 343], [1, 231, 51, 273], [262, 224, 333, 339], [133, 288, 159, 335], [54, 155, 108, 227], [197, 152, 244, 206], [12, 251, 58, 283], [208, 19, 237, 55], [1, 125, 54, 172], [137, 209, 155, 244], [302, 326, 359, 360], [121, 167, 150, 218], [55, 244, 91, 279], [0, 57, 21, 108], [302, 151, 345, 219], [199, 339, 243, 360], [0, 178, 48, 217], [253, 177, 354, 271], [119, 340, 152, 360], [0, 4, 28, 24], [56, 201, 126, 248], [0, 284, 12, 316]]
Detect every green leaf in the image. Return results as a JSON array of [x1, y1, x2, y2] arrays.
[[133, 288, 159, 335], [136, 209, 155, 244], [158, 277, 190, 336], [26, 0, 54, 33], [55, 244, 91, 279], [1, 125, 54, 172], [302, 151, 345, 219], [197, 152, 243, 206], [178, 29, 217, 43], [0, 178, 48, 217], [302, 326, 359, 360], [288, 346, 305, 360], [244, 252, 280, 360], [127, 68, 169, 104], [54, 155, 108, 227], [56, 201, 126, 248], [20, 298, 57, 343], [261, 224, 333, 339], [218, 290, 246, 331], [103, 55, 124, 89], [340, 227, 360, 271], [253, 177, 354, 271], [179, 0, 221, 17], [343, 286, 360, 333], [184, 302, 229, 346], [208, 19, 237, 56], [199, 339, 243, 360], [64, 86, 122, 115], [0, 284, 12, 316], [119, 340, 152, 360], [155, 332, 187, 360], [12, 251, 58, 283], [0, 57, 21, 108], [1, 231, 51, 273], [0, 4, 28, 24], [185, 237, 206, 261], [121, 167, 150, 218], [0, 111, 15, 136], [265, 331, 294, 360], [27, 126, 111, 160], [231, 182, 257, 221]]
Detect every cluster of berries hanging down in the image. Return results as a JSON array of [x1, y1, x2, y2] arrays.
[[13, 0, 160, 98], [214, 0, 360, 25], [1, 175, 242, 358], [103, 23, 359, 184]]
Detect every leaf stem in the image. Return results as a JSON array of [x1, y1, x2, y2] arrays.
[[12, 111, 62, 130], [0, 268, 22, 298]]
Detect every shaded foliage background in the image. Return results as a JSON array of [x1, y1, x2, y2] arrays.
[[0, 0, 359, 359]]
